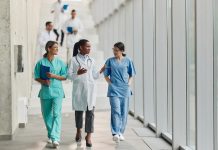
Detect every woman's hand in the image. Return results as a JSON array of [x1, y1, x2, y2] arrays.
[[128, 77, 133, 86], [73, 29, 78, 34], [46, 73, 66, 81], [100, 65, 105, 74], [41, 80, 50, 86], [46, 72, 56, 79], [77, 67, 87, 75], [105, 77, 112, 84]]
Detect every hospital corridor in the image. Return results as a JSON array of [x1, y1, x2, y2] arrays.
[[0, 0, 217, 150]]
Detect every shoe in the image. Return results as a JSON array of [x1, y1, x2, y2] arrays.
[[53, 141, 59, 148], [113, 134, 120, 143], [119, 134, 125, 141], [75, 135, 82, 142], [75, 135, 82, 146], [85, 136, 92, 147], [47, 138, 52, 144], [45, 139, 53, 148]]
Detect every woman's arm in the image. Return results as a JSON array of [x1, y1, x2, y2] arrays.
[[128, 77, 133, 86], [92, 64, 105, 80], [35, 78, 50, 86], [67, 59, 83, 81], [46, 73, 67, 81], [105, 76, 112, 84]]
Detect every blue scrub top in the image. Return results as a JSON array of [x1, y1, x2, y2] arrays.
[[104, 57, 136, 98], [34, 57, 67, 99]]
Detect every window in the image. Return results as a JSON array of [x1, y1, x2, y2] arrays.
[[214, 0, 218, 149], [167, 0, 173, 134], [186, 0, 196, 148]]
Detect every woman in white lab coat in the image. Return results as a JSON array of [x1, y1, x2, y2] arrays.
[[62, 9, 84, 64], [68, 39, 104, 147]]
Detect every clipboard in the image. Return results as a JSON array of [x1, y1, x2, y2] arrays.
[[40, 65, 50, 80], [67, 26, 73, 33]]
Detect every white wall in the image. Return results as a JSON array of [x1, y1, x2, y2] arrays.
[[0, 0, 12, 138], [0, 0, 41, 139]]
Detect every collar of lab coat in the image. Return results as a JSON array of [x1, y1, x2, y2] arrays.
[[77, 53, 90, 66], [78, 53, 89, 61]]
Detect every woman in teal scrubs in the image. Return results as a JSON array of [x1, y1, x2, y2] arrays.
[[34, 41, 67, 148], [104, 42, 136, 143]]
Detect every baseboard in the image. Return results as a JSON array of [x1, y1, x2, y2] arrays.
[[0, 135, 13, 140], [0, 124, 19, 141]]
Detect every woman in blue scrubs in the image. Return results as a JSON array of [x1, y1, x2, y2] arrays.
[[104, 42, 136, 143], [34, 41, 67, 148]]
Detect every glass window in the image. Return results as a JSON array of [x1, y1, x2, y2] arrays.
[[167, 0, 173, 134], [186, 0, 196, 149], [214, 0, 218, 149]]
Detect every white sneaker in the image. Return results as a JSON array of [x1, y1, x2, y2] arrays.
[[113, 135, 120, 143], [53, 141, 59, 148], [119, 134, 125, 141], [47, 139, 52, 144]]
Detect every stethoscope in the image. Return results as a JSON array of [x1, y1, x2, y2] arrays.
[[75, 54, 92, 69]]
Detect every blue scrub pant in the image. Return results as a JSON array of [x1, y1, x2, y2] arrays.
[[40, 98, 63, 142], [109, 97, 129, 135]]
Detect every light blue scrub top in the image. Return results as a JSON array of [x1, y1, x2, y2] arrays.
[[34, 57, 67, 99], [104, 57, 136, 98]]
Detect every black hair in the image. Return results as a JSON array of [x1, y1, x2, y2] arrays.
[[43, 41, 58, 57], [72, 9, 76, 13], [73, 39, 89, 56], [114, 42, 126, 57], [45, 21, 52, 27]]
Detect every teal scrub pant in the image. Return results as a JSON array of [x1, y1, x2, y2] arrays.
[[40, 98, 63, 142]]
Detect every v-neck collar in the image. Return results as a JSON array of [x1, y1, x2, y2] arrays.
[[45, 57, 55, 65], [114, 57, 125, 64]]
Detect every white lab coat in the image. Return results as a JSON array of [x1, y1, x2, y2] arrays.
[[38, 30, 56, 51], [68, 54, 100, 111], [62, 18, 84, 49], [51, 1, 68, 30]]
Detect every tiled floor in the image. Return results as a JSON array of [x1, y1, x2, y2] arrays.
[[0, 111, 171, 150]]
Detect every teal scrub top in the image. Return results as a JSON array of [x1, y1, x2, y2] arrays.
[[34, 57, 67, 99], [104, 57, 136, 98]]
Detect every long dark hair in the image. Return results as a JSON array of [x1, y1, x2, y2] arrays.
[[114, 42, 126, 57], [43, 41, 58, 57], [73, 39, 89, 56]]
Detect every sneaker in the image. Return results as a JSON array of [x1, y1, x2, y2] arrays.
[[119, 134, 125, 141], [113, 134, 120, 143], [46, 139, 53, 148], [53, 141, 59, 148], [47, 138, 52, 144]]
